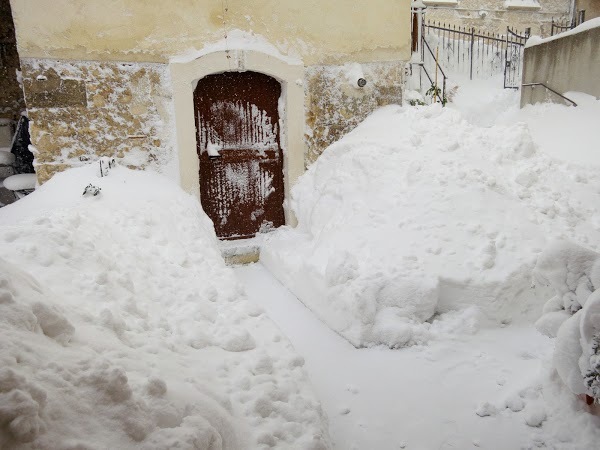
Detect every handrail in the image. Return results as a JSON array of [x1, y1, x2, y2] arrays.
[[551, 18, 576, 36], [521, 82, 578, 106], [422, 37, 448, 79], [506, 26, 530, 41], [420, 36, 448, 103]]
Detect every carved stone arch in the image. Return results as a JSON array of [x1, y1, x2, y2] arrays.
[[170, 49, 304, 229]]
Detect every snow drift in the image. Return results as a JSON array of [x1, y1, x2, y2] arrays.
[[469, 240, 600, 450], [534, 241, 600, 400], [262, 103, 600, 348], [0, 163, 330, 449]]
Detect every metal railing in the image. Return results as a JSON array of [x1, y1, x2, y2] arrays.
[[420, 36, 447, 104], [522, 83, 578, 106], [551, 11, 585, 36], [423, 20, 528, 81], [551, 18, 574, 36]]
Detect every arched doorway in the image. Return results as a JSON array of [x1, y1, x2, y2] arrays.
[[194, 71, 285, 240]]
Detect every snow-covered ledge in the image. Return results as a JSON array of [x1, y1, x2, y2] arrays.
[[504, 0, 541, 11], [170, 49, 305, 227], [423, 0, 458, 6]]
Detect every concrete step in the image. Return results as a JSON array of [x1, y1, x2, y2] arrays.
[[219, 236, 264, 265]]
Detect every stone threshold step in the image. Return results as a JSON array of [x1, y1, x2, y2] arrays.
[[219, 235, 265, 265]]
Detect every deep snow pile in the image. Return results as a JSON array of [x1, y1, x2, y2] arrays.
[[0, 164, 329, 449], [262, 102, 600, 348], [451, 81, 600, 167], [534, 241, 600, 400], [469, 240, 600, 450]]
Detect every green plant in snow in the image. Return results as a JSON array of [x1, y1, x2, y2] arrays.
[[425, 83, 448, 106]]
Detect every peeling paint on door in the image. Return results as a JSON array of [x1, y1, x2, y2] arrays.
[[194, 71, 285, 240]]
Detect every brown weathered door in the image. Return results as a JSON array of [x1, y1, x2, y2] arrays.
[[194, 71, 285, 240]]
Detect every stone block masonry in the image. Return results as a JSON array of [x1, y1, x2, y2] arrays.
[[21, 59, 176, 184], [21, 58, 405, 185], [305, 61, 404, 165]]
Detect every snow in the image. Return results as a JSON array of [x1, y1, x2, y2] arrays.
[[236, 263, 600, 450], [504, 0, 541, 10], [534, 240, 600, 402], [2, 56, 600, 449], [0, 149, 15, 165], [199, 101, 278, 153], [449, 78, 600, 167], [3, 174, 36, 191], [502, 92, 600, 166], [262, 84, 600, 348], [206, 141, 221, 157], [0, 164, 329, 448], [526, 17, 600, 48], [256, 77, 600, 447], [170, 29, 303, 65]]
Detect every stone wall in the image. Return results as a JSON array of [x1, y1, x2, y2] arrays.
[[21, 60, 176, 183], [11, 0, 411, 186], [0, 0, 24, 121], [520, 25, 600, 107], [424, 0, 571, 37], [22, 58, 405, 183], [305, 62, 404, 165]]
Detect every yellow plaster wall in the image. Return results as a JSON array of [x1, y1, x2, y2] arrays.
[[10, 0, 411, 65]]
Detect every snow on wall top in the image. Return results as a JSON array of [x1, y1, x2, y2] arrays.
[[504, 0, 541, 10], [170, 29, 303, 65], [526, 17, 600, 47]]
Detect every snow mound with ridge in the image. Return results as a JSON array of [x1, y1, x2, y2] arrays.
[[262, 103, 600, 348], [0, 164, 330, 449]]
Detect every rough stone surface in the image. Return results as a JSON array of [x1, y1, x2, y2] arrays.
[[20, 57, 406, 185], [305, 61, 404, 165], [24, 68, 87, 108], [21, 59, 176, 184]]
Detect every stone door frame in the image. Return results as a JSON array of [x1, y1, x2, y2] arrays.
[[170, 50, 304, 227]]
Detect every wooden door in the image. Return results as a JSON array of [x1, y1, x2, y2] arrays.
[[194, 71, 285, 240]]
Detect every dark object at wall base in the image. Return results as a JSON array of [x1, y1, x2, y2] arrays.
[[11, 115, 35, 175]]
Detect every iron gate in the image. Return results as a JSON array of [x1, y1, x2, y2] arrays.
[[504, 27, 529, 89]]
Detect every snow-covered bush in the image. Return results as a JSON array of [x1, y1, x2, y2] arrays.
[[534, 241, 600, 401]]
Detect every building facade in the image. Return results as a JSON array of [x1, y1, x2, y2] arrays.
[[9, 0, 411, 238]]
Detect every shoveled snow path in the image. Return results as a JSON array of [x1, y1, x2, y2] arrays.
[[235, 263, 555, 450]]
